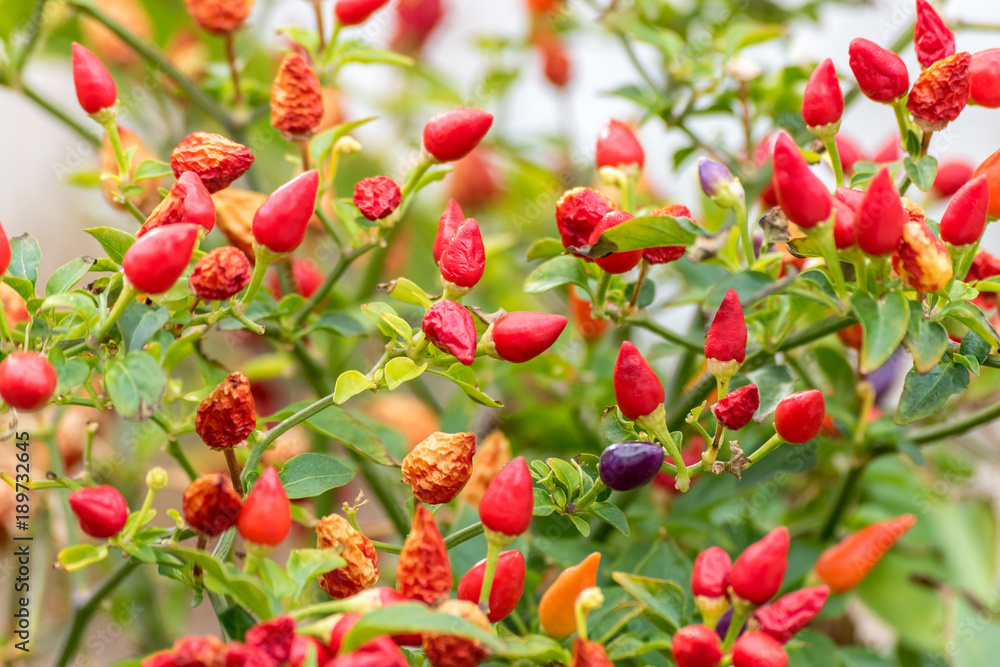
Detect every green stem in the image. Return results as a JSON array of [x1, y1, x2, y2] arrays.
[[744, 432, 785, 469], [573, 479, 607, 511], [735, 200, 755, 267], [121, 484, 157, 544], [639, 408, 689, 491], [592, 271, 612, 316], [819, 459, 868, 540], [444, 521, 484, 549], [167, 439, 198, 481], [478, 538, 503, 610], [54, 560, 140, 667], [627, 315, 704, 352], [21, 83, 101, 146], [91, 280, 138, 346], [722, 603, 751, 651], [292, 243, 375, 328], [822, 133, 845, 189], [909, 397, 1000, 445]]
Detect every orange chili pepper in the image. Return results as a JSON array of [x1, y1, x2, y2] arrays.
[[972, 147, 1000, 218], [538, 552, 601, 638], [813, 514, 916, 593]]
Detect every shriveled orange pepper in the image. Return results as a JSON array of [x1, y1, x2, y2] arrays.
[[814, 514, 916, 593], [538, 552, 601, 638], [972, 147, 1000, 218]]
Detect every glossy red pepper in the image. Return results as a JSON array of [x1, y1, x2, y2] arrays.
[[713, 384, 759, 431], [267, 257, 324, 300], [814, 514, 916, 593], [836, 134, 865, 174], [705, 288, 748, 372], [245, 616, 295, 665], [973, 147, 1000, 218], [479, 456, 533, 537], [752, 585, 829, 644], [915, 0, 955, 69], [643, 204, 692, 264], [691, 546, 732, 598], [771, 132, 831, 229], [251, 170, 319, 254], [555, 186, 616, 251], [801, 58, 843, 131], [0, 351, 58, 411], [329, 612, 362, 654], [237, 467, 291, 546], [834, 186, 865, 211], [353, 175, 401, 221], [289, 635, 333, 667], [671, 624, 723, 667], [72, 43, 117, 114], [848, 38, 909, 103], [457, 550, 526, 622], [390, 0, 444, 56], [613, 341, 665, 421], [830, 195, 856, 250], [970, 48, 1000, 108], [328, 635, 409, 667], [122, 223, 199, 294], [933, 160, 974, 197], [730, 527, 789, 605], [68, 485, 129, 538], [774, 389, 826, 444], [433, 199, 466, 264], [0, 220, 10, 276], [939, 175, 989, 246], [489, 311, 567, 363], [854, 167, 905, 256], [595, 119, 644, 170], [589, 211, 642, 274], [335, 0, 391, 25], [423, 108, 494, 162], [568, 286, 608, 340], [732, 632, 788, 667], [422, 299, 478, 365], [440, 218, 486, 289]]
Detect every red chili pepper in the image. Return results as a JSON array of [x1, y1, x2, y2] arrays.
[[479, 456, 534, 537], [396, 504, 452, 604], [440, 218, 486, 289], [182, 473, 241, 536], [570, 638, 614, 667], [966, 251, 1000, 282], [290, 635, 333, 667], [613, 341, 665, 421], [752, 585, 829, 644], [353, 175, 402, 221], [848, 38, 909, 103], [774, 389, 826, 444], [836, 134, 865, 175], [122, 223, 199, 295], [422, 108, 494, 162], [422, 299, 478, 365], [335, 0, 391, 25], [834, 186, 865, 211], [540, 35, 571, 88], [915, 0, 955, 69], [906, 52, 971, 131], [329, 612, 362, 654], [713, 383, 759, 430], [138, 171, 215, 237], [801, 59, 843, 132], [433, 199, 466, 264], [973, 147, 1000, 218], [830, 195, 856, 250], [0, 351, 57, 412], [732, 632, 788, 667], [970, 49, 1000, 108], [771, 132, 831, 229], [245, 615, 295, 665], [940, 175, 989, 246], [730, 527, 789, 605], [72, 43, 117, 114], [329, 635, 410, 667], [595, 119, 644, 170], [270, 52, 323, 139], [691, 546, 732, 598], [0, 220, 10, 275], [556, 186, 617, 251], [670, 624, 723, 667], [367, 587, 423, 645], [589, 211, 642, 274], [456, 550, 526, 622], [237, 467, 291, 546], [390, 0, 444, 56], [489, 311, 567, 363], [68, 485, 129, 538], [704, 289, 747, 382], [933, 160, 974, 197], [644, 204, 692, 264], [170, 131, 254, 193], [251, 170, 319, 254], [854, 167, 905, 256], [195, 371, 257, 449], [814, 514, 916, 593]]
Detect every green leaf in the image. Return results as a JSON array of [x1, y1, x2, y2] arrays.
[[547, 457, 581, 494], [310, 312, 366, 337], [426, 364, 503, 408], [494, 635, 568, 662], [217, 605, 256, 643], [738, 365, 793, 421], [852, 291, 909, 373], [894, 362, 969, 424], [360, 302, 401, 338], [333, 370, 376, 404], [611, 572, 686, 633], [104, 351, 167, 419], [57, 543, 108, 572], [278, 453, 355, 499], [787, 629, 840, 667], [310, 117, 379, 164], [523, 255, 589, 295], [8, 234, 41, 284], [172, 546, 278, 619], [785, 236, 823, 259], [267, 402, 396, 465], [601, 407, 640, 442], [386, 277, 433, 309], [589, 502, 629, 536], [4, 276, 34, 302], [258, 558, 296, 601], [384, 357, 427, 390], [84, 227, 135, 265], [38, 292, 98, 324], [45, 257, 96, 296], [904, 308, 949, 374], [337, 40, 414, 67], [903, 155, 938, 193], [526, 237, 566, 261], [940, 300, 1000, 347], [52, 354, 90, 396], [340, 603, 503, 654], [133, 159, 173, 181], [117, 301, 170, 353], [568, 514, 591, 536], [380, 312, 413, 342], [588, 214, 701, 256], [285, 548, 346, 604]]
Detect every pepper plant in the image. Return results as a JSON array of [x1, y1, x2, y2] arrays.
[[1, 0, 1000, 665]]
